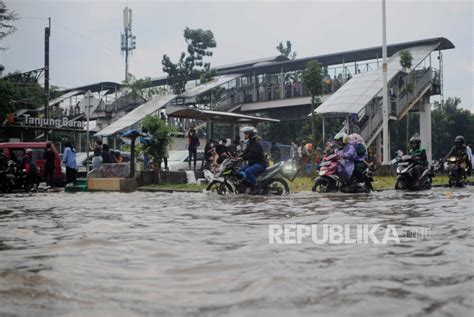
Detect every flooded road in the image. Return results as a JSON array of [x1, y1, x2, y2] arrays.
[[0, 188, 472, 316]]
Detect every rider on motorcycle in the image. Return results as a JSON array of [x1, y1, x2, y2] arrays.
[[238, 126, 267, 193], [445, 135, 471, 176], [333, 132, 357, 185], [349, 133, 369, 182], [408, 135, 428, 185]]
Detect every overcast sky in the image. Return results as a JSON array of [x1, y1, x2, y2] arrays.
[[1, 0, 473, 110]]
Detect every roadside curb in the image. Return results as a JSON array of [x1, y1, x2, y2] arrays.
[[138, 187, 203, 193]]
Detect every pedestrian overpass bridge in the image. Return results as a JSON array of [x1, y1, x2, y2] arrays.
[[48, 37, 454, 163]]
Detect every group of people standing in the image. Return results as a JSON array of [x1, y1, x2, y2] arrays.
[[90, 140, 124, 170], [187, 127, 247, 171]]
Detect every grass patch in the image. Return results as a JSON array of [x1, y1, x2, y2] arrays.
[[142, 174, 459, 192], [289, 175, 452, 191]]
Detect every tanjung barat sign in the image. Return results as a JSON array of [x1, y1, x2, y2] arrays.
[[23, 114, 85, 129]]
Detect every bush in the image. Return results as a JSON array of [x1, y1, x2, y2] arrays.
[[399, 50, 413, 69]]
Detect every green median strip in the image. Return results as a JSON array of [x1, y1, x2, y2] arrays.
[[138, 175, 460, 193]]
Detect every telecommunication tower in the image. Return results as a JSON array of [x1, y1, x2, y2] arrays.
[[120, 7, 136, 81]]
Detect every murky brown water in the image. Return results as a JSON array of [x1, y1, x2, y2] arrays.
[[0, 188, 473, 316]]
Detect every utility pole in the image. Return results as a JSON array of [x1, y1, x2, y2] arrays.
[[79, 91, 99, 174], [44, 17, 51, 120], [381, 0, 390, 164], [86, 91, 91, 173], [121, 7, 136, 81]]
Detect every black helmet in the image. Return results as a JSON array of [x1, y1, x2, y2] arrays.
[[409, 135, 421, 144], [454, 135, 464, 144]]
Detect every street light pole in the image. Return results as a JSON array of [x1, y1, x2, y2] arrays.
[[382, 0, 390, 164], [44, 17, 51, 140], [86, 90, 91, 173]]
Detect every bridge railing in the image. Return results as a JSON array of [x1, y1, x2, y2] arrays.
[[357, 66, 433, 145], [396, 67, 432, 116]]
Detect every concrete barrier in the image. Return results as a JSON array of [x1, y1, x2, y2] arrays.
[[88, 177, 137, 192], [160, 171, 204, 184], [87, 169, 205, 192]]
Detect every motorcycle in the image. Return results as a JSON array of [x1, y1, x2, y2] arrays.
[[311, 154, 373, 193], [446, 156, 468, 188], [0, 160, 37, 193], [390, 154, 433, 190], [205, 158, 292, 195]]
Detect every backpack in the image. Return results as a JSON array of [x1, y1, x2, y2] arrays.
[[356, 143, 367, 157]]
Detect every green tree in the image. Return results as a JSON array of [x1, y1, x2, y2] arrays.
[[276, 40, 297, 60], [141, 114, 175, 172], [0, 78, 15, 118], [162, 27, 216, 94], [259, 117, 343, 146], [0, 0, 19, 47], [0, 71, 47, 121], [387, 97, 474, 159], [122, 74, 168, 100], [399, 50, 413, 70], [301, 60, 324, 145], [431, 97, 474, 158]]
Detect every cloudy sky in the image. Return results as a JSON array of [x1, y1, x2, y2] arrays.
[[1, 0, 473, 110]]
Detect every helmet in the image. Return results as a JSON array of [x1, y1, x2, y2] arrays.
[[26, 148, 33, 154], [349, 133, 365, 146], [454, 135, 464, 144], [240, 126, 258, 139], [409, 135, 421, 144], [334, 132, 349, 145]]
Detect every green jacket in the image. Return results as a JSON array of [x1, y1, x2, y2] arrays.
[[409, 147, 428, 166]]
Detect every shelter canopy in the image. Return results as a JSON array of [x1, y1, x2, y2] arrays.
[[95, 94, 176, 137], [48, 90, 82, 107], [314, 44, 438, 116], [166, 105, 280, 123], [179, 74, 242, 98]]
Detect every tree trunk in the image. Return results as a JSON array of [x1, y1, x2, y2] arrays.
[[310, 96, 316, 173], [311, 96, 316, 146], [157, 159, 162, 184], [129, 138, 136, 178]]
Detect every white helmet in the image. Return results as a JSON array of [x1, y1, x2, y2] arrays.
[[349, 133, 366, 146], [240, 126, 258, 139]]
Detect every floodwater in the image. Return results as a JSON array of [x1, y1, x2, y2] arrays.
[[0, 188, 472, 316]]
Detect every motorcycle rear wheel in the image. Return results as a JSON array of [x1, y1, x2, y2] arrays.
[[267, 178, 290, 195]]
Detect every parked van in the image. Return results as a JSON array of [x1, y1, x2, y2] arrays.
[[0, 142, 63, 185]]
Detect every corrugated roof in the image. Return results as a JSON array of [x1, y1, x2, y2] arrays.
[[60, 82, 121, 94], [95, 94, 177, 137], [178, 74, 241, 98], [240, 95, 330, 112], [48, 90, 82, 107], [166, 105, 280, 123], [314, 44, 438, 115]]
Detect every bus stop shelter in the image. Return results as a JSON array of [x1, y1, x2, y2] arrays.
[[166, 105, 280, 140]]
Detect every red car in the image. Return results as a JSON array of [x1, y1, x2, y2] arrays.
[[0, 142, 63, 185]]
